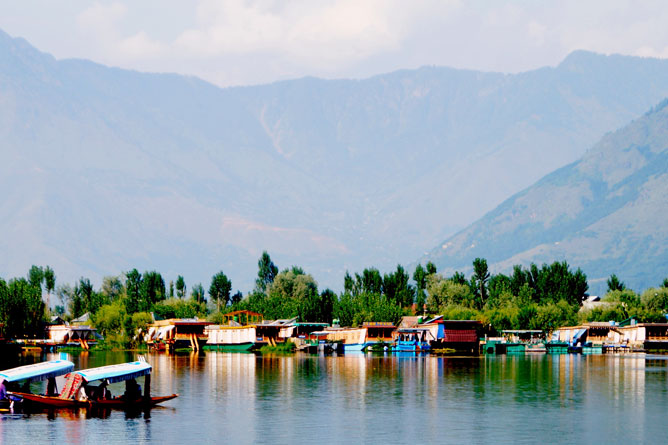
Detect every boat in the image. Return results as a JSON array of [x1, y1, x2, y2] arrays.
[[0, 358, 75, 410], [204, 311, 293, 351], [392, 328, 432, 352], [15, 358, 177, 409]]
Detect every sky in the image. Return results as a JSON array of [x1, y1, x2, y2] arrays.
[[2, 0, 668, 88]]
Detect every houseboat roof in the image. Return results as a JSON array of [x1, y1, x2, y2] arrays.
[[295, 322, 330, 327], [397, 327, 431, 333], [258, 318, 297, 326], [0, 359, 75, 383], [362, 322, 395, 328], [621, 323, 668, 328], [74, 360, 151, 384], [152, 318, 212, 327], [501, 330, 544, 334]]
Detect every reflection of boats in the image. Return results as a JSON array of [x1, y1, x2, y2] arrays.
[[1, 358, 75, 410], [392, 328, 432, 352], [15, 359, 177, 409]]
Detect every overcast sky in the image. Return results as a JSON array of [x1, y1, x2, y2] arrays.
[[2, 0, 668, 88]]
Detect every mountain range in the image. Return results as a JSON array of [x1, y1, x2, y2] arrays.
[[424, 99, 668, 294], [2, 27, 668, 293]]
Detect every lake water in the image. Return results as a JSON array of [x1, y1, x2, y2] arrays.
[[2, 351, 668, 444]]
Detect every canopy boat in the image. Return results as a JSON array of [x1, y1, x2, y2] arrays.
[[392, 328, 433, 352], [15, 359, 177, 409], [0, 359, 75, 410]]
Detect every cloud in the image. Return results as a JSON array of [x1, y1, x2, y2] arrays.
[[173, 0, 412, 66], [118, 31, 167, 59], [76, 2, 127, 39], [6, 0, 668, 87]]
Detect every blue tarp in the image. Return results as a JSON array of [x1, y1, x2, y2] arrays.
[[571, 328, 587, 346], [75, 361, 152, 384], [0, 360, 75, 383]]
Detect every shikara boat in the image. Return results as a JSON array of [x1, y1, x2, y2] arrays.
[[0, 358, 75, 410], [15, 358, 177, 409]]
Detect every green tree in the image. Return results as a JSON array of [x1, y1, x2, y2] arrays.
[[27, 265, 44, 291], [75, 277, 106, 315], [140, 271, 166, 312], [256, 251, 278, 292], [382, 265, 414, 307], [426, 274, 474, 312], [44, 266, 56, 313], [125, 269, 142, 313], [209, 271, 233, 312], [56, 284, 74, 317], [176, 275, 186, 299], [0, 278, 45, 338], [472, 258, 490, 309], [425, 262, 437, 275], [413, 264, 427, 311], [101, 275, 125, 301], [191, 283, 205, 303], [94, 301, 126, 337], [450, 271, 468, 286], [231, 291, 243, 304], [607, 274, 625, 292]]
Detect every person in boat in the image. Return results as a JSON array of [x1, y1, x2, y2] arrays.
[[0, 378, 7, 401], [98, 380, 112, 400], [76, 384, 88, 402], [46, 377, 58, 397], [123, 379, 141, 401]]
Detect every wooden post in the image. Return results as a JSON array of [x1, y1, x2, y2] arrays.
[[144, 373, 151, 401]]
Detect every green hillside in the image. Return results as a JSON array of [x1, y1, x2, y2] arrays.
[[424, 100, 668, 293]]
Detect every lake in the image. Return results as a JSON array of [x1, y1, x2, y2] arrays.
[[2, 351, 668, 444]]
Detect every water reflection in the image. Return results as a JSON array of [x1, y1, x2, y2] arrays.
[[2, 351, 668, 444]]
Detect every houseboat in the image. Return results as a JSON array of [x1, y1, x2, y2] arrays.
[[392, 327, 433, 352], [610, 322, 668, 351], [278, 322, 330, 352], [325, 327, 368, 351], [362, 322, 395, 350], [422, 318, 481, 354], [205, 311, 294, 351], [146, 318, 212, 351]]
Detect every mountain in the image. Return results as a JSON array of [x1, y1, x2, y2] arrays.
[[423, 99, 668, 294], [3, 28, 668, 292]]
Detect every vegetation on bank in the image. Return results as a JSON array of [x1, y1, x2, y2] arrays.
[[2, 255, 668, 347]]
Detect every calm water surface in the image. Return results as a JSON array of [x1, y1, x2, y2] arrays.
[[2, 351, 668, 444]]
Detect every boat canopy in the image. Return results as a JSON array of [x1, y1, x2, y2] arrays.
[[0, 359, 75, 383], [74, 361, 152, 384]]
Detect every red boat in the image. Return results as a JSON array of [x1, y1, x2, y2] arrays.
[[17, 392, 178, 408]]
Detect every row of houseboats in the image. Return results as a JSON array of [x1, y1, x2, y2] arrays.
[[145, 312, 668, 355], [0, 356, 177, 413], [145, 311, 482, 354], [11, 310, 668, 356]]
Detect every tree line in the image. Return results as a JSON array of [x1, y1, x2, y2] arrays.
[[2, 254, 668, 346]]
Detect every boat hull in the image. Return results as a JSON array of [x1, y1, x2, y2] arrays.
[[15, 392, 178, 409]]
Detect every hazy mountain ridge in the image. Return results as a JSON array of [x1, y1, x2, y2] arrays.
[[3, 27, 668, 291], [424, 99, 668, 293]]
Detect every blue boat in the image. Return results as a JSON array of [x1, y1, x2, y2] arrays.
[[392, 328, 432, 352], [16, 358, 178, 409], [0, 358, 75, 410]]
